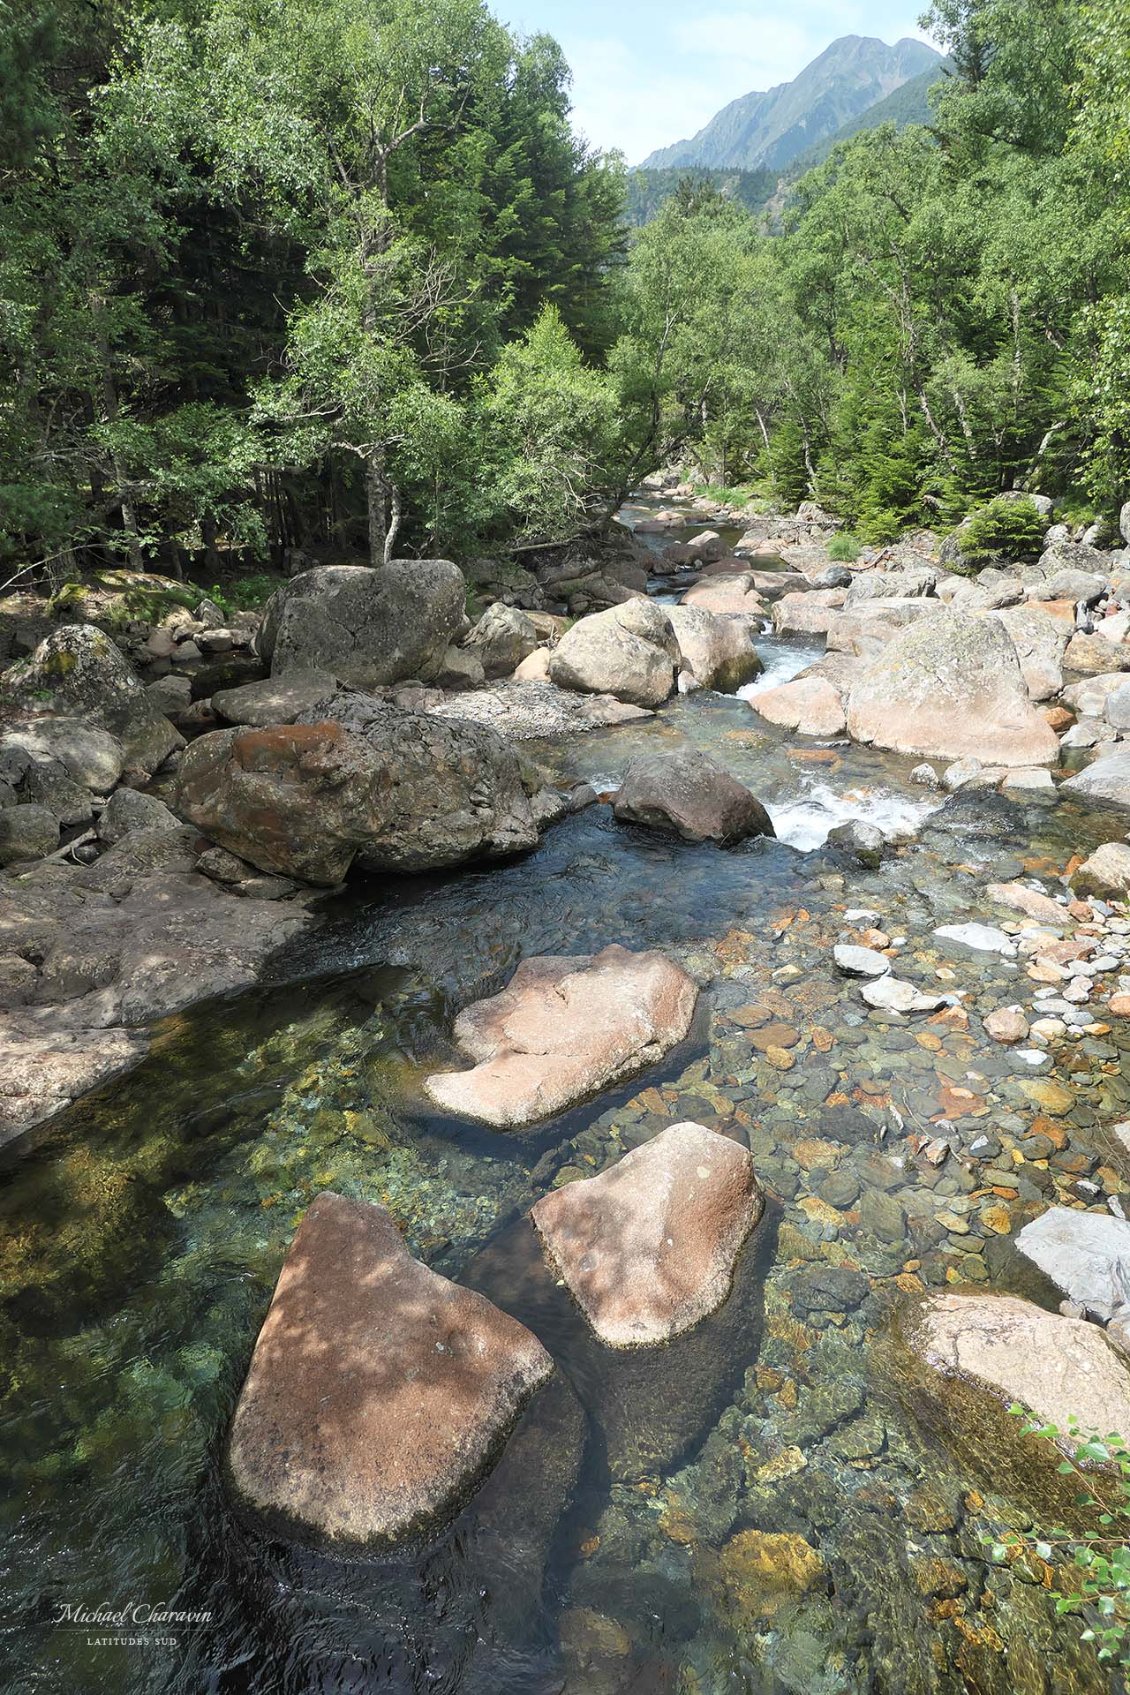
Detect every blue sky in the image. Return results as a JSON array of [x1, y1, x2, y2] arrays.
[[499, 1, 939, 163]]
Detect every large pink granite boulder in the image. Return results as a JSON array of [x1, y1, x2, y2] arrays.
[[424, 945, 698, 1128], [531, 1122, 764, 1346], [225, 1192, 553, 1549]]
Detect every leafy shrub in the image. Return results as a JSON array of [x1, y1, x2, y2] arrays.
[[206, 575, 280, 614], [956, 496, 1049, 566], [828, 532, 862, 562], [988, 1409, 1130, 1668]]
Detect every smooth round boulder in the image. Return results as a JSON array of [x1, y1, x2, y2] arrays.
[[547, 600, 681, 709], [0, 718, 125, 792], [256, 561, 465, 687], [612, 749, 775, 846], [424, 945, 698, 1129], [463, 603, 539, 679], [225, 1193, 553, 1550], [96, 787, 179, 845], [530, 1122, 764, 1347], [0, 804, 58, 866], [845, 608, 1058, 766]]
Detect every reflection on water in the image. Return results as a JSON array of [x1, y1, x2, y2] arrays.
[[2, 626, 1129, 1692]]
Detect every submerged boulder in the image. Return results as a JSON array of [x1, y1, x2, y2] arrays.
[[531, 1122, 763, 1347], [5, 625, 182, 775], [225, 1192, 553, 1550], [257, 561, 465, 687], [905, 1291, 1130, 1445], [174, 702, 537, 885], [424, 945, 698, 1129], [664, 604, 763, 692], [845, 609, 1058, 766], [548, 600, 681, 708], [612, 749, 774, 846]]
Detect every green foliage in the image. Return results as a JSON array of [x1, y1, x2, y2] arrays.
[[827, 532, 862, 562], [0, 0, 627, 576], [989, 1409, 1130, 1669], [956, 495, 1050, 564], [479, 307, 626, 542]]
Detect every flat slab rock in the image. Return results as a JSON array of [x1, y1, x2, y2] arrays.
[[909, 1291, 1130, 1440], [424, 945, 698, 1129], [1016, 1207, 1130, 1323], [531, 1121, 763, 1346], [226, 1192, 553, 1550], [211, 670, 340, 727], [430, 680, 652, 741]]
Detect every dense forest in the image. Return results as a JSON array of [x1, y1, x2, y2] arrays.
[[3, 0, 1130, 580], [624, 167, 778, 228]]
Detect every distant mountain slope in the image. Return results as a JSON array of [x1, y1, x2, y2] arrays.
[[640, 35, 942, 173], [787, 60, 948, 174]]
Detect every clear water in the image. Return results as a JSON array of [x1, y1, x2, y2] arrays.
[[3, 556, 1130, 1693]]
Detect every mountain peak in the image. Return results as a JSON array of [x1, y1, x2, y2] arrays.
[[639, 35, 942, 172]]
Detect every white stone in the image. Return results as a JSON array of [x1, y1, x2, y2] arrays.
[[933, 923, 1017, 956], [833, 944, 891, 979], [1017, 1207, 1130, 1322]]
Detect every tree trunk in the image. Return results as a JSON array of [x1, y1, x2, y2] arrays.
[[383, 481, 402, 564], [91, 295, 144, 574], [365, 447, 388, 567]]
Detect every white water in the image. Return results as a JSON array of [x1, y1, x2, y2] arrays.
[[769, 778, 946, 852], [737, 638, 824, 699]]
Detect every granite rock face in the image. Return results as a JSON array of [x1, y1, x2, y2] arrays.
[[548, 600, 682, 709], [845, 609, 1059, 766], [257, 561, 465, 688], [424, 946, 698, 1128], [225, 1192, 554, 1549], [531, 1122, 764, 1346]]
